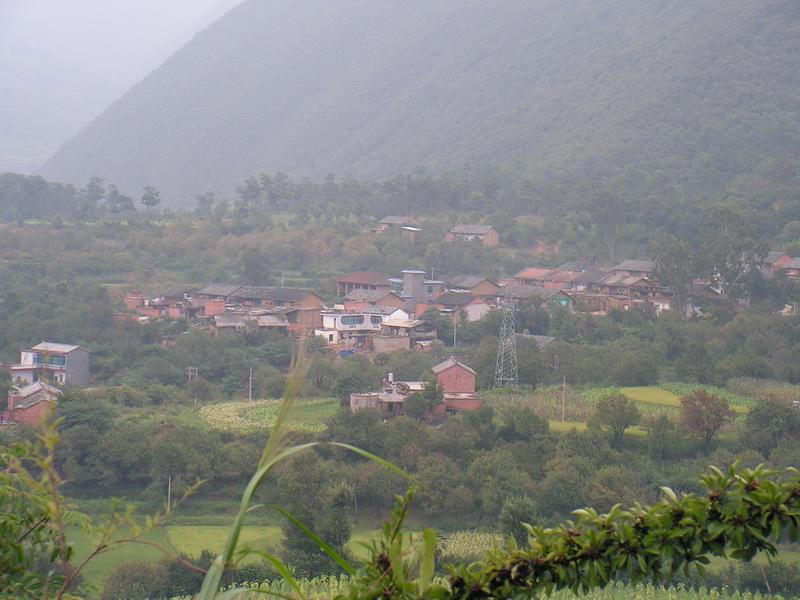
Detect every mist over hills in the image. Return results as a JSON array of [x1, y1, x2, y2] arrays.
[[39, 0, 800, 207]]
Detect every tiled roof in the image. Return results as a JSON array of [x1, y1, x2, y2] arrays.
[[344, 289, 390, 302], [612, 259, 655, 273], [449, 224, 494, 235], [432, 358, 477, 375], [30, 341, 84, 353], [513, 267, 553, 280], [197, 283, 242, 297], [448, 275, 495, 289], [502, 284, 559, 301], [765, 251, 789, 264], [572, 268, 612, 284], [257, 315, 289, 327], [336, 271, 390, 286], [263, 288, 320, 303], [783, 258, 800, 269], [433, 291, 476, 306], [544, 270, 580, 283]]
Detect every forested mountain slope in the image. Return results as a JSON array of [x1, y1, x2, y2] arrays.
[[39, 0, 800, 206]]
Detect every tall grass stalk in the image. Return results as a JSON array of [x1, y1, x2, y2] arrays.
[[198, 339, 412, 600]]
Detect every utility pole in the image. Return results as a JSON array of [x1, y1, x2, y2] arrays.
[[167, 476, 172, 512], [494, 291, 518, 389], [248, 367, 253, 402], [453, 316, 457, 348], [561, 375, 566, 422], [186, 367, 198, 405]]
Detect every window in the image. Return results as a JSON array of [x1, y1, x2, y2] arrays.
[[341, 315, 365, 325], [370, 316, 382, 325], [328, 334, 334, 342]]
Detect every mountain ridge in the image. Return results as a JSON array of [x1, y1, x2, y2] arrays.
[[39, 0, 800, 206]]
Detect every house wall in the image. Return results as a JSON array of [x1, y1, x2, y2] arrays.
[[204, 299, 226, 316], [373, 336, 411, 353], [350, 393, 381, 412], [65, 349, 90, 387], [10, 401, 55, 426], [482, 229, 500, 248], [465, 301, 491, 322], [436, 366, 476, 394]]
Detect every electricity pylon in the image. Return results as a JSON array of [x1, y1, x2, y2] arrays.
[[494, 290, 518, 389]]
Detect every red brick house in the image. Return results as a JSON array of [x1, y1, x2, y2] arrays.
[[431, 358, 476, 394], [2, 381, 61, 426]]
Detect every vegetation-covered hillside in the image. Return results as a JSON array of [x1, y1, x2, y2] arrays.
[[39, 0, 800, 206]]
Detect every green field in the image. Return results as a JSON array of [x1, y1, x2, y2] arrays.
[[621, 386, 750, 415], [166, 525, 283, 560], [70, 527, 175, 593], [200, 397, 340, 433]]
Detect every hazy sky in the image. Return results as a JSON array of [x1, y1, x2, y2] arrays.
[[0, 0, 242, 172], [0, 0, 240, 85]]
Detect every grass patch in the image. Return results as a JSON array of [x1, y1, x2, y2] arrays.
[[620, 386, 682, 407], [166, 525, 283, 561], [548, 420, 588, 433], [70, 526, 175, 593]]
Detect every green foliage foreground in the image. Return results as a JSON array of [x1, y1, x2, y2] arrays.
[[5, 391, 800, 598]]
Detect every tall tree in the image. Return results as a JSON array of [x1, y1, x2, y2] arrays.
[[592, 394, 641, 445], [679, 388, 734, 446], [699, 205, 768, 299], [140, 185, 161, 209], [651, 234, 694, 309]]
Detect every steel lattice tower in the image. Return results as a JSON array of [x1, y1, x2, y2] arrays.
[[494, 291, 519, 388]]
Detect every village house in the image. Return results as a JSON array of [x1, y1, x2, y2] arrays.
[[228, 287, 325, 332], [431, 358, 476, 394], [429, 291, 492, 322], [314, 308, 409, 347], [447, 276, 501, 297], [335, 272, 391, 298], [609, 259, 655, 277], [350, 358, 483, 419], [512, 267, 555, 286], [212, 313, 289, 336], [444, 224, 500, 248], [343, 289, 405, 312], [1, 381, 61, 426], [10, 342, 90, 387], [763, 251, 793, 274], [781, 258, 800, 280], [497, 284, 574, 311], [372, 317, 438, 352], [373, 215, 419, 234]]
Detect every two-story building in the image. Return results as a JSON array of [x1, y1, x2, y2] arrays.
[[11, 342, 90, 387]]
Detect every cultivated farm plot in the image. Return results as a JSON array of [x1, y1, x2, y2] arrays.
[[200, 398, 339, 433], [621, 386, 750, 415]]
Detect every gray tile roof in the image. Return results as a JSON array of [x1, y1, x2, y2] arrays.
[[612, 259, 655, 273]]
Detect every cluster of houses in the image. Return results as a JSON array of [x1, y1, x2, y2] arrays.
[[350, 357, 482, 419], [117, 246, 800, 356], [373, 215, 500, 248], [2, 341, 89, 426]]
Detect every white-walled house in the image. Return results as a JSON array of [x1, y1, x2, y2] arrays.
[[11, 342, 90, 387], [315, 308, 409, 345]]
